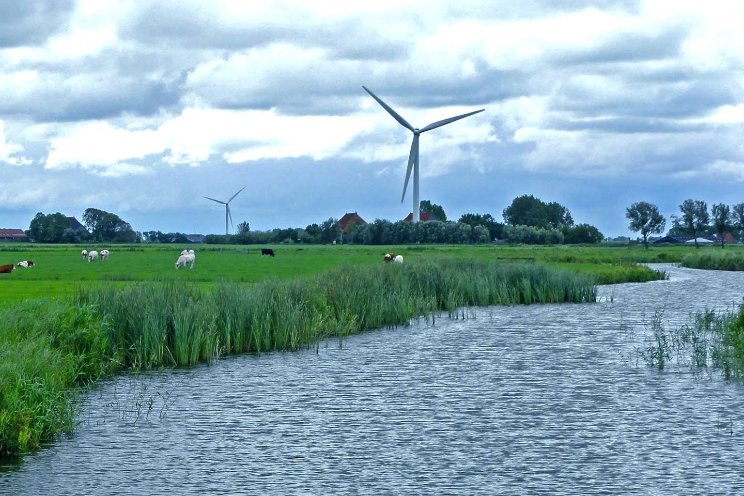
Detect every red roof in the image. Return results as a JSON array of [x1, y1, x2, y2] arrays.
[[403, 212, 440, 222], [339, 212, 366, 232], [0, 229, 29, 240]]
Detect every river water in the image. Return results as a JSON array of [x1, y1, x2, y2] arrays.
[[2, 264, 744, 495]]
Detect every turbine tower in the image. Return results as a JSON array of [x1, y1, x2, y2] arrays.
[[203, 186, 246, 235], [363, 86, 484, 222]]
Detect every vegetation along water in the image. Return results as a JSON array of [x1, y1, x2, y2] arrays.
[[2, 242, 741, 458]]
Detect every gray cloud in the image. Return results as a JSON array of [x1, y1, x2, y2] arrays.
[[0, 0, 74, 47]]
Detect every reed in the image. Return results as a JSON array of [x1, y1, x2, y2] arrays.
[[680, 252, 744, 271], [2, 258, 595, 457]]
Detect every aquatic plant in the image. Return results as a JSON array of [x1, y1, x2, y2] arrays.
[[680, 252, 744, 271]]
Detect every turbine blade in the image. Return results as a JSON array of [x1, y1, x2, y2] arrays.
[[401, 135, 419, 202], [228, 185, 246, 203], [227, 205, 233, 227], [419, 108, 485, 133], [204, 196, 226, 205], [362, 86, 415, 132]]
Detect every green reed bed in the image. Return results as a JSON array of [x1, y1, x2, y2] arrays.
[[639, 304, 744, 380], [1, 258, 595, 457], [680, 252, 744, 271]]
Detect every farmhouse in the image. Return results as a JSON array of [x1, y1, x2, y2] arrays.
[[0, 228, 29, 242], [339, 212, 367, 233], [403, 212, 440, 222], [186, 234, 205, 243]]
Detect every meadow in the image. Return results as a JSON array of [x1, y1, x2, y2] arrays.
[[0, 241, 739, 457], [0, 241, 709, 302]]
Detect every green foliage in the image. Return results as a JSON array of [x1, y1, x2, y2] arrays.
[[673, 199, 710, 247], [680, 252, 744, 271], [419, 200, 447, 221], [562, 223, 604, 244], [458, 213, 503, 240], [82, 208, 138, 243], [502, 224, 564, 244], [28, 212, 88, 243], [626, 201, 665, 248], [711, 203, 732, 248], [503, 195, 573, 229]]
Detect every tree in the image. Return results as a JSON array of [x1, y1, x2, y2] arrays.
[[503, 195, 573, 229], [28, 212, 70, 243], [673, 199, 710, 248], [711, 203, 732, 248], [82, 208, 137, 242], [319, 218, 340, 244], [419, 200, 447, 221], [732, 203, 744, 241], [458, 213, 503, 241], [562, 224, 604, 244], [625, 201, 666, 249], [236, 221, 250, 235]]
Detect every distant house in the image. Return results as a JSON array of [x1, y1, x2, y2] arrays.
[[403, 212, 440, 222], [339, 212, 367, 233], [653, 235, 716, 245], [0, 228, 30, 242], [67, 216, 87, 232], [186, 234, 205, 243]]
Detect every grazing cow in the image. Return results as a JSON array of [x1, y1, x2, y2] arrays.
[[261, 248, 275, 257], [87, 250, 99, 262], [81, 249, 88, 260], [0, 264, 14, 273], [16, 260, 34, 268], [100, 249, 110, 261], [175, 252, 196, 269], [383, 253, 403, 264], [180, 249, 195, 256]]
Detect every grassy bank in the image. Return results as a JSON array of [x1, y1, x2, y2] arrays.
[[1, 258, 595, 457], [680, 252, 744, 271]]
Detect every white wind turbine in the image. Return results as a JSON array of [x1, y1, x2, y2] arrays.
[[203, 186, 246, 235], [363, 86, 484, 222]]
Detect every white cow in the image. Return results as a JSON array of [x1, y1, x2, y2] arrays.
[[175, 252, 196, 269], [383, 253, 404, 264], [87, 250, 99, 261], [180, 249, 195, 256], [81, 249, 88, 260], [100, 249, 110, 261]]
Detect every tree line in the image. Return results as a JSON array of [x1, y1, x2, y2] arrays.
[[626, 199, 744, 248]]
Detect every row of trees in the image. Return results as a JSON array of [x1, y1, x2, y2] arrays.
[[626, 200, 744, 248], [27, 209, 138, 243]]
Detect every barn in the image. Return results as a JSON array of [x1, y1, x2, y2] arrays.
[[0, 229, 29, 242]]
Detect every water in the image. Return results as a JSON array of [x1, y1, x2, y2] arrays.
[[2, 264, 744, 495]]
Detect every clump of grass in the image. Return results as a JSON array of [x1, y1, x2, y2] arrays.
[[639, 303, 744, 379], [680, 252, 744, 271]]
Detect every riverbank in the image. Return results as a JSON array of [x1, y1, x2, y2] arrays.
[[2, 258, 598, 457]]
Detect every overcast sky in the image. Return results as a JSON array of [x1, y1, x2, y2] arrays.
[[2, 0, 744, 237]]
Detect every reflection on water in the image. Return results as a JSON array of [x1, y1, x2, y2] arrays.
[[2, 264, 744, 495]]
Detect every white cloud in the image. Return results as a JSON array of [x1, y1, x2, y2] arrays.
[[0, 121, 31, 166]]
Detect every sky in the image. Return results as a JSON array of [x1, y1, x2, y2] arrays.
[[1, 0, 744, 238]]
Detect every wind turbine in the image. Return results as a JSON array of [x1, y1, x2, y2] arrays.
[[363, 86, 484, 222], [203, 186, 246, 235]]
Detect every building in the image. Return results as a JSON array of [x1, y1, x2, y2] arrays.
[[403, 212, 440, 222], [338, 212, 367, 233], [186, 234, 205, 243], [0, 228, 30, 242]]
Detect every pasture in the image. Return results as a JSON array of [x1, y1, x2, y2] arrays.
[[0, 242, 733, 303]]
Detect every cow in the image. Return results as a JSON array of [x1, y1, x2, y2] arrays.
[[81, 249, 88, 260], [100, 249, 110, 261], [16, 260, 34, 268], [176, 251, 196, 269], [87, 250, 99, 262], [383, 253, 403, 264], [0, 264, 14, 273], [261, 248, 275, 257], [180, 249, 195, 256]]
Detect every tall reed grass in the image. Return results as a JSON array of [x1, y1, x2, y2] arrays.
[[2, 258, 595, 457], [639, 303, 744, 379], [680, 252, 744, 271]]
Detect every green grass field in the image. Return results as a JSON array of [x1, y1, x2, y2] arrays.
[[2, 242, 735, 302]]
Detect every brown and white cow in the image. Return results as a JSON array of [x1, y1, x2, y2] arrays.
[[16, 260, 34, 268], [0, 264, 14, 273], [383, 253, 404, 263]]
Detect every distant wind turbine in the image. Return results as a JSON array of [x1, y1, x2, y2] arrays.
[[203, 186, 246, 235], [363, 86, 484, 222]]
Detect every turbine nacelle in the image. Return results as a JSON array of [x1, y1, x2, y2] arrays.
[[203, 185, 246, 235]]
